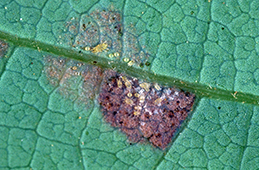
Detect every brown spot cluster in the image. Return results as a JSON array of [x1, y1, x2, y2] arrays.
[[0, 40, 8, 58], [44, 56, 103, 101], [74, 8, 122, 54], [44, 56, 67, 87], [64, 7, 151, 66], [98, 71, 195, 149]]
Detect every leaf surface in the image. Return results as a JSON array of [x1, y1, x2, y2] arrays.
[[0, 0, 259, 169]]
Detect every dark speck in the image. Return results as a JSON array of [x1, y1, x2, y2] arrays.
[[145, 62, 151, 66]]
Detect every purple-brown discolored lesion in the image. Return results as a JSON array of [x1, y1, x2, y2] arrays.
[[98, 70, 195, 149]]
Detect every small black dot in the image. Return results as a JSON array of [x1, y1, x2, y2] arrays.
[[145, 62, 151, 66], [93, 61, 97, 64], [218, 107, 221, 110], [222, 27, 224, 30], [79, 51, 82, 53], [145, 115, 150, 119]]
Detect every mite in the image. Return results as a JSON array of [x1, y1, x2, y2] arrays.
[[91, 43, 108, 53]]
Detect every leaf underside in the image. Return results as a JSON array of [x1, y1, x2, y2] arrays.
[[0, 0, 259, 170]]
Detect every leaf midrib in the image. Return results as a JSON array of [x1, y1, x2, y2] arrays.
[[1, 30, 258, 105]]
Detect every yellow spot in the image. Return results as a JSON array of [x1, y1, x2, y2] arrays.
[[127, 93, 132, 97], [128, 60, 134, 66], [78, 116, 81, 119], [154, 98, 162, 105], [134, 106, 142, 110], [125, 80, 131, 89], [133, 111, 140, 116], [72, 66, 77, 70], [139, 95, 145, 103], [123, 58, 129, 62], [109, 53, 114, 58], [91, 43, 108, 53], [140, 82, 151, 92], [84, 46, 91, 51], [134, 93, 140, 98], [117, 79, 122, 88], [37, 46, 41, 52], [114, 52, 120, 57], [121, 77, 131, 89], [125, 97, 134, 105], [154, 83, 161, 90]]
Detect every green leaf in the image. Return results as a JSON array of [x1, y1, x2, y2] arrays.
[[0, 0, 259, 169]]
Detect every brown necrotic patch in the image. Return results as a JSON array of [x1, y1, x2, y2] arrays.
[[98, 71, 195, 149]]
